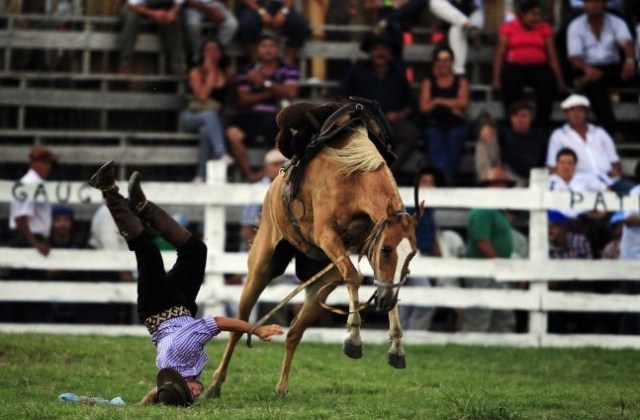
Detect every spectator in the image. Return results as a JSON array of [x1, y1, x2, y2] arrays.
[[237, 0, 310, 64], [546, 94, 633, 193], [566, 0, 636, 136], [491, 0, 565, 130], [116, 0, 186, 74], [180, 38, 234, 183], [339, 32, 421, 184], [364, 0, 427, 55], [226, 32, 299, 182], [602, 211, 624, 259], [419, 44, 470, 182], [9, 146, 58, 256], [475, 101, 547, 186], [430, 0, 485, 75], [47, 205, 86, 281], [546, 210, 607, 334], [182, 0, 238, 66], [462, 167, 516, 333], [619, 166, 640, 334], [548, 147, 609, 194]]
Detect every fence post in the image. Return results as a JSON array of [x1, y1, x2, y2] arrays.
[[201, 160, 228, 316], [528, 169, 549, 346]]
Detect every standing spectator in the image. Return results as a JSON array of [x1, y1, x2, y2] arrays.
[[182, 0, 238, 66], [419, 44, 470, 182], [116, 0, 186, 74], [566, 0, 636, 136], [430, 0, 485, 75], [546, 94, 633, 192], [475, 101, 548, 186], [491, 0, 565, 130], [237, 0, 310, 64], [339, 32, 421, 184], [462, 167, 516, 333], [180, 38, 234, 183], [226, 32, 299, 182], [9, 146, 58, 256]]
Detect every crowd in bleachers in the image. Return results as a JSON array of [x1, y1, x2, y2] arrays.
[[3, 0, 640, 335]]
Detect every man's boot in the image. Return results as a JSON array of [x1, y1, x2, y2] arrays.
[[128, 171, 192, 248], [89, 161, 144, 242]]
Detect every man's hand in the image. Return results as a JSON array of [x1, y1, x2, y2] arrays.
[[254, 324, 284, 341]]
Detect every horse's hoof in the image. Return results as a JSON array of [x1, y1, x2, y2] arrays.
[[387, 352, 406, 369], [343, 341, 362, 359], [274, 384, 289, 397], [203, 384, 221, 399]]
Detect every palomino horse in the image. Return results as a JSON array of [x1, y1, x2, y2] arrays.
[[205, 101, 422, 397]]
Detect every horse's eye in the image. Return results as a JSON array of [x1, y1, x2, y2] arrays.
[[381, 246, 391, 256]]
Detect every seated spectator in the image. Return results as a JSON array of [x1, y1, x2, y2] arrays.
[[237, 0, 310, 64], [462, 167, 517, 333], [568, 0, 623, 14], [364, 0, 427, 56], [117, 0, 186, 74], [180, 38, 234, 183], [619, 165, 640, 334], [602, 211, 624, 259], [339, 32, 421, 184], [546, 94, 633, 192], [47, 205, 86, 281], [418, 44, 470, 182], [182, 0, 238, 65], [491, 0, 565, 130], [548, 147, 609, 194], [429, 0, 484, 75], [475, 101, 547, 186], [226, 32, 299, 182], [566, 0, 636, 136]]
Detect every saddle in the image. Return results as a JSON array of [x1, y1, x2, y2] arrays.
[[280, 97, 397, 200]]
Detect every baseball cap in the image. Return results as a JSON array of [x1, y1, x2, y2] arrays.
[[561, 94, 590, 110]]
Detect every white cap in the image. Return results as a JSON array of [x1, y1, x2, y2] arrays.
[[264, 149, 288, 165], [561, 94, 590, 110]]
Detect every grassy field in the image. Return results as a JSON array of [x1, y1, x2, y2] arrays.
[[0, 333, 639, 419]]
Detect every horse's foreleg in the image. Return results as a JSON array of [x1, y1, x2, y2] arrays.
[[275, 276, 338, 396], [343, 282, 363, 359], [387, 305, 406, 369]]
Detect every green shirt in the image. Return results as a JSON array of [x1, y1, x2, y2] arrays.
[[465, 209, 513, 259]]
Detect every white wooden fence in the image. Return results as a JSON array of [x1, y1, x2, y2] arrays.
[[2, 163, 640, 349]]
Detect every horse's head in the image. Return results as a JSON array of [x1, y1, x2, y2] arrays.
[[362, 206, 421, 313]]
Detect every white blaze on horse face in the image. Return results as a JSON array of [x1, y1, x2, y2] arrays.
[[393, 238, 413, 283]]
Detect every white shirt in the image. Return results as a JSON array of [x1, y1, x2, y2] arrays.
[[567, 13, 631, 65], [620, 185, 640, 260], [9, 169, 52, 237], [88, 204, 128, 251], [546, 123, 620, 182], [548, 172, 609, 193]]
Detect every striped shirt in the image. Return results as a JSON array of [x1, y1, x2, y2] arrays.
[[236, 61, 299, 113], [152, 315, 220, 379]]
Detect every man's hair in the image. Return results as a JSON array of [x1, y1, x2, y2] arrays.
[[518, 0, 541, 15], [556, 147, 578, 163], [508, 100, 533, 116]]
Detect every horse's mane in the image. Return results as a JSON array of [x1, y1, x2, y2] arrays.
[[318, 126, 385, 177]]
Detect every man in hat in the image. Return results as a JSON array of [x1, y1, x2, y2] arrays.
[[226, 31, 299, 182], [462, 167, 516, 333], [87, 160, 284, 406], [9, 146, 59, 256], [545, 94, 633, 192], [339, 32, 421, 184], [566, 0, 636, 136]]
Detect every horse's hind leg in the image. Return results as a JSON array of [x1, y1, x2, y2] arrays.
[[275, 271, 339, 396], [205, 238, 291, 398], [387, 304, 406, 369]]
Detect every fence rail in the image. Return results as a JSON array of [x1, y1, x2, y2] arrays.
[[2, 164, 640, 348]]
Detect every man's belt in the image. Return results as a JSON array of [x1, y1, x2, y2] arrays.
[[144, 305, 192, 334]]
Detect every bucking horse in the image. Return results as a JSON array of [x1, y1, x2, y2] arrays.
[[205, 97, 423, 397]]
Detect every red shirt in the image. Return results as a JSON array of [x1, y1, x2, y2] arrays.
[[500, 18, 552, 65]]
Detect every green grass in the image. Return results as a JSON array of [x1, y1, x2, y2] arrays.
[[0, 333, 639, 419]]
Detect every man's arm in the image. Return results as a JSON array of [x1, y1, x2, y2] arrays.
[[15, 216, 50, 256], [138, 387, 158, 405], [214, 316, 284, 341], [475, 239, 499, 259]]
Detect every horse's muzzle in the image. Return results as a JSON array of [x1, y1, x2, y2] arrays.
[[373, 279, 403, 313]]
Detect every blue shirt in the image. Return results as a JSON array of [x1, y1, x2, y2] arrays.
[[153, 315, 221, 379]]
